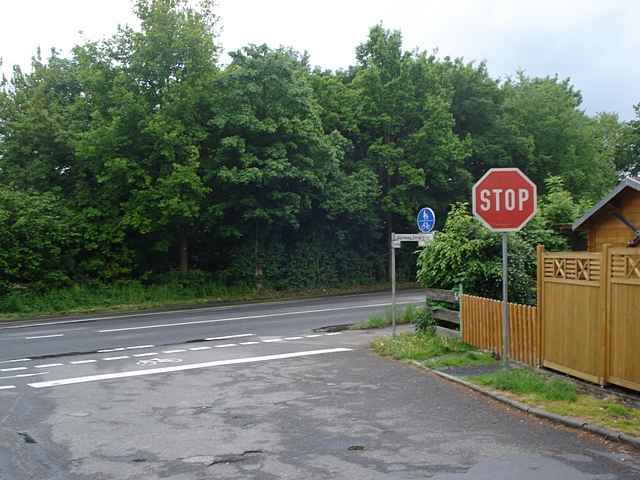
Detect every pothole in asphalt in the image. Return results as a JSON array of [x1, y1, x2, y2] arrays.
[[348, 445, 365, 451], [313, 324, 352, 333], [208, 450, 264, 466], [17, 432, 37, 444]]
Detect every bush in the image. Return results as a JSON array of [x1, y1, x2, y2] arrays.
[[414, 303, 436, 334]]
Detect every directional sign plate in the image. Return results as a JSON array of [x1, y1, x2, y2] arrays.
[[417, 207, 436, 233]]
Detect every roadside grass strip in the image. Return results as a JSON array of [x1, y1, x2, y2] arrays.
[[468, 368, 640, 437], [351, 304, 418, 330], [371, 332, 485, 365]]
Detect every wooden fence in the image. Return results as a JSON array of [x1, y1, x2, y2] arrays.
[[461, 294, 539, 366]]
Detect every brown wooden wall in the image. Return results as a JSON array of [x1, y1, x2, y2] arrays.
[[587, 189, 640, 251]]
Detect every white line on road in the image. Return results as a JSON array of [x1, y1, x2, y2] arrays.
[[238, 341, 260, 345], [325, 332, 342, 336], [304, 335, 322, 338], [125, 345, 155, 350], [35, 363, 63, 368], [25, 334, 64, 340], [133, 352, 158, 358], [213, 344, 237, 348], [70, 360, 97, 365], [204, 334, 255, 341], [189, 346, 211, 351], [0, 372, 47, 380], [0, 358, 31, 364], [162, 349, 186, 354], [102, 356, 129, 361], [97, 301, 420, 333], [0, 385, 16, 390], [0, 367, 28, 372], [98, 347, 126, 353], [28, 348, 352, 388], [284, 337, 303, 340], [261, 338, 283, 343]]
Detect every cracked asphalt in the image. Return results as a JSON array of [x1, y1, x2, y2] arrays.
[[0, 292, 638, 479]]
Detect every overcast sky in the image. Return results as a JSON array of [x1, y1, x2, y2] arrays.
[[1, 0, 638, 120]]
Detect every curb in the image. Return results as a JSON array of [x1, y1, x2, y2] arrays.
[[409, 361, 640, 450]]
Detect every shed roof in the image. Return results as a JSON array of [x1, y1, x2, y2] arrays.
[[572, 177, 640, 231]]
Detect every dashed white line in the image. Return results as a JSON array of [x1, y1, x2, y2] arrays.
[[70, 360, 97, 365], [189, 346, 211, 351], [0, 385, 16, 390], [213, 344, 237, 348], [102, 356, 129, 361], [0, 358, 31, 364], [204, 334, 255, 341], [25, 334, 64, 340], [0, 367, 28, 372], [0, 372, 47, 380], [304, 335, 322, 338], [239, 341, 260, 345], [98, 347, 126, 353], [325, 332, 342, 336], [284, 337, 303, 340], [28, 348, 353, 388], [35, 363, 63, 368], [133, 352, 158, 358], [261, 338, 283, 343], [162, 349, 186, 354], [125, 345, 155, 350]]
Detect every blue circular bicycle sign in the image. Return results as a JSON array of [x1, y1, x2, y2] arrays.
[[417, 207, 436, 233]]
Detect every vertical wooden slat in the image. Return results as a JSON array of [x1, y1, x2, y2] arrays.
[[537, 244, 545, 367], [600, 243, 610, 386]]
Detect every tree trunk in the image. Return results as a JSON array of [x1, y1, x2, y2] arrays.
[[179, 233, 189, 273]]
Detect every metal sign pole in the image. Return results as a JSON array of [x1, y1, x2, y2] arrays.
[[391, 234, 397, 337], [501, 232, 509, 367]]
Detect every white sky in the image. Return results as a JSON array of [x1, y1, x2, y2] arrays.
[[1, 0, 639, 119]]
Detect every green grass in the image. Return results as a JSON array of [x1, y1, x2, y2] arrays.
[[472, 368, 578, 402], [351, 304, 418, 330], [424, 351, 496, 369], [0, 280, 409, 321], [371, 332, 477, 362]]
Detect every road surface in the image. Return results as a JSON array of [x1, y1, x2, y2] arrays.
[[0, 290, 638, 479]]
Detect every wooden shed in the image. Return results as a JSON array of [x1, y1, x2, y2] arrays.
[[572, 177, 640, 251]]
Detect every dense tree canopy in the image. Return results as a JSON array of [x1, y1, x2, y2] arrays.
[[0, 1, 636, 295]]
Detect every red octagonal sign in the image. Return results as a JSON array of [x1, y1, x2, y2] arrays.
[[472, 168, 537, 232]]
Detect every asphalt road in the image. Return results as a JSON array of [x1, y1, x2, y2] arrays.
[[0, 291, 638, 479]]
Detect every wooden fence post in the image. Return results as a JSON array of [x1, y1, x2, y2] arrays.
[[600, 243, 611, 386], [536, 244, 545, 367]]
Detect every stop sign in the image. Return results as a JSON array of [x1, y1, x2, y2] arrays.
[[472, 168, 537, 231]]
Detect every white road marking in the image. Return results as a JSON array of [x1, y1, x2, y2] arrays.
[[102, 356, 129, 361], [189, 346, 211, 351], [162, 349, 186, 354], [125, 345, 155, 350], [28, 348, 352, 388], [239, 341, 260, 345], [204, 334, 255, 341], [133, 352, 158, 358], [0, 372, 47, 380], [25, 334, 64, 339], [261, 338, 283, 343], [35, 363, 63, 368], [213, 344, 237, 348], [284, 337, 303, 340], [0, 367, 28, 372], [325, 332, 342, 336], [0, 385, 16, 390], [0, 358, 31, 364], [97, 301, 420, 333], [304, 335, 322, 338], [98, 348, 126, 353], [70, 360, 97, 365]]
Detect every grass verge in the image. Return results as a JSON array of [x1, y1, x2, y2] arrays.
[[469, 368, 640, 437], [371, 332, 495, 368], [0, 280, 416, 321], [351, 304, 418, 330]]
